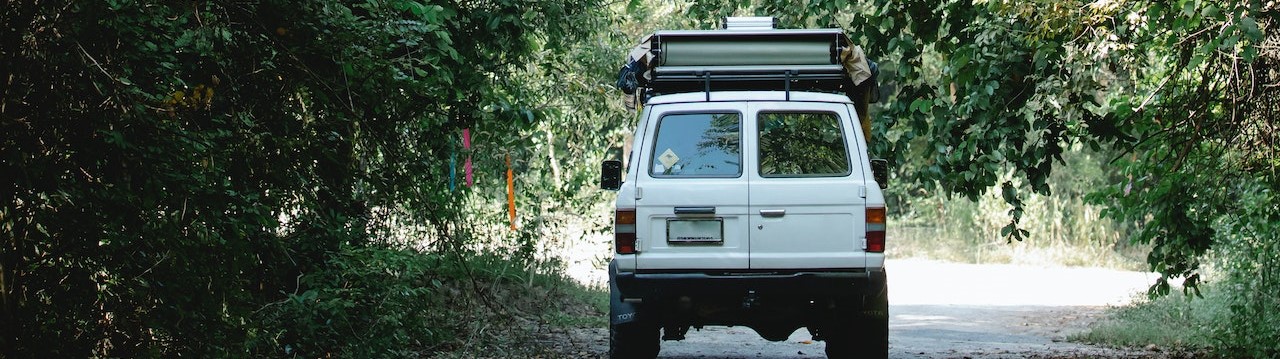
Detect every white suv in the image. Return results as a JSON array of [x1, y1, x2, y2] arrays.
[[600, 19, 889, 359]]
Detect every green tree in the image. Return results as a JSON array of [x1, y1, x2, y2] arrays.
[[1, 0, 603, 356]]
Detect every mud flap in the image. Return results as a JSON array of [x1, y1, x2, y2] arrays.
[[609, 260, 640, 325], [866, 269, 888, 302]]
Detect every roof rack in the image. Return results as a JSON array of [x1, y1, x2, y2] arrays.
[[616, 17, 877, 107]]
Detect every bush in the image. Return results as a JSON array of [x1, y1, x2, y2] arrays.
[[249, 246, 456, 357], [1077, 181, 1280, 357], [1210, 183, 1280, 357], [246, 245, 607, 358], [1071, 286, 1223, 351]]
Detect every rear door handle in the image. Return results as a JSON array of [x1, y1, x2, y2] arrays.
[[760, 209, 786, 218], [675, 206, 716, 215]]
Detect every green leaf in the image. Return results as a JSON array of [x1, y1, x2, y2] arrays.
[[1001, 182, 1017, 204], [910, 98, 933, 114], [951, 47, 972, 70], [1200, 4, 1221, 19], [1220, 34, 1239, 51], [1239, 16, 1262, 40], [408, 2, 426, 16], [1243, 45, 1259, 61], [1188, 53, 1205, 68]]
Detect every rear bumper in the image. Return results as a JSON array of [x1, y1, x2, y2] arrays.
[[613, 268, 886, 300]]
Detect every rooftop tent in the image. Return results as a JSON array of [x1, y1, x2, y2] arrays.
[[618, 17, 878, 106], [616, 17, 881, 142]]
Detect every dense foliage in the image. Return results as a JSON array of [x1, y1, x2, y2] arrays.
[[847, 0, 1277, 297], [681, 0, 1276, 289], [4, 0, 1277, 357], [1, 0, 607, 356]]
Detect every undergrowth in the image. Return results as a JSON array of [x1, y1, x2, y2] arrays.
[[248, 245, 606, 358], [1072, 279, 1278, 358], [888, 192, 1147, 271], [1073, 182, 1279, 358], [1069, 287, 1222, 352]]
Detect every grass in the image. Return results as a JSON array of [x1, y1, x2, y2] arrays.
[[299, 246, 609, 358], [1071, 253, 1280, 357], [889, 225, 1148, 270], [426, 248, 610, 359], [1069, 285, 1226, 353], [888, 189, 1149, 271]]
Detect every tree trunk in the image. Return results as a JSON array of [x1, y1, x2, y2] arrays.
[[547, 130, 562, 188]]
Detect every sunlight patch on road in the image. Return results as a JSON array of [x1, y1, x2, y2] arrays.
[[896, 314, 958, 321], [888, 259, 1158, 307]]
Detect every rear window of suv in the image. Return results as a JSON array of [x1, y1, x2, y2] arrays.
[[649, 113, 742, 177], [758, 112, 850, 177]]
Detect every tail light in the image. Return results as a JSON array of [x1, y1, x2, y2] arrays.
[[615, 209, 637, 254], [866, 206, 886, 253]]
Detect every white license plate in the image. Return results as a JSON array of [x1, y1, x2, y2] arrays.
[[667, 219, 723, 243]]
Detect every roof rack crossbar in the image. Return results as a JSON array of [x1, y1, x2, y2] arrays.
[[652, 73, 844, 82], [784, 70, 792, 101], [703, 71, 711, 101]]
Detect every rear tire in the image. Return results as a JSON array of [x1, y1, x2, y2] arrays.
[[608, 314, 659, 359]]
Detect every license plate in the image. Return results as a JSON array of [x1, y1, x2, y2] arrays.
[[667, 219, 723, 243]]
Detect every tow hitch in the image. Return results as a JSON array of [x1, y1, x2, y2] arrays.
[[742, 290, 759, 309]]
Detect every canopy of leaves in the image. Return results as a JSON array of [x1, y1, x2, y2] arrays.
[[680, 1, 1278, 294]]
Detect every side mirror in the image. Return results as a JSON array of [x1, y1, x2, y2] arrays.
[[601, 160, 623, 191], [870, 159, 888, 189]]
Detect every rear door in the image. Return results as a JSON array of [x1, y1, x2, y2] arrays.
[[633, 103, 750, 270], [746, 102, 868, 269]]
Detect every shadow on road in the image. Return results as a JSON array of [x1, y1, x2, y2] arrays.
[[565, 260, 1162, 358]]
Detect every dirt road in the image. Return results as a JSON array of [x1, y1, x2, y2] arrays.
[[557, 259, 1163, 358]]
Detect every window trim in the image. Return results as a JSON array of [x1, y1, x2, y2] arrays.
[[647, 111, 745, 179], [755, 110, 853, 178]]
